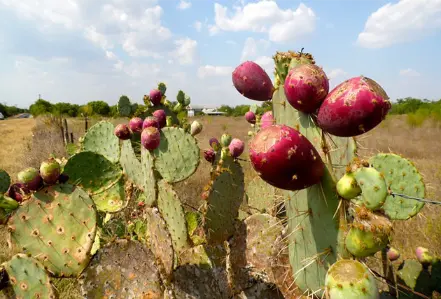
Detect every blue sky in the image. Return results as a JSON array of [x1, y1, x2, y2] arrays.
[[0, 0, 440, 108]]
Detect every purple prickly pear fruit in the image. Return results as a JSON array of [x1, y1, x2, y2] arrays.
[[58, 173, 69, 184], [17, 167, 42, 191], [203, 149, 216, 163], [415, 247, 433, 265], [40, 158, 61, 185], [284, 64, 329, 114], [386, 247, 400, 261], [209, 138, 220, 151], [245, 111, 256, 124], [190, 120, 203, 136], [141, 127, 161, 150], [129, 117, 144, 133], [232, 61, 274, 101], [249, 124, 324, 191], [153, 110, 167, 128], [8, 183, 30, 203], [317, 76, 391, 137], [229, 138, 244, 158], [142, 116, 160, 130], [150, 89, 162, 106], [260, 111, 274, 129], [114, 124, 132, 140]]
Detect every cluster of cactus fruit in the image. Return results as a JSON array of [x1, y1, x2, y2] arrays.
[[0, 49, 439, 299]]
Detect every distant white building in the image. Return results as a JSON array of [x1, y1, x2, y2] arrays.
[[0, 112, 4, 120], [186, 105, 225, 116]]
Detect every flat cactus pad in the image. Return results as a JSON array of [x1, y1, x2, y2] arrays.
[[120, 140, 144, 191], [141, 147, 157, 206], [79, 239, 163, 299], [3, 254, 57, 299], [245, 176, 280, 216], [369, 153, 426, 220], [354, 167, 388, 211], [7, 184, 96, 277], [82, 121, 120, 163], [91, 178, 127, 213], [153, 127, 200, 183], [0, 169, 10, 194]]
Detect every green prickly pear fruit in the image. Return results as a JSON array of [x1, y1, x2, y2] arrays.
[[325, 259, 379, 299], [0, 194, 19, 210], [190, 120, 203, 136], [173, 102, 183, 113], [415, 247, 434, 265], [166, 116, 173, 127], [337, 172, 362, 200], [220, 133, 232, 147], [17, 167, 42, 191], [386, 246, 400, 261], [220, 147, 230, 160], [158, 82, 167, 95], [354, 167, 388, 211], [39, 158, 61, 185]]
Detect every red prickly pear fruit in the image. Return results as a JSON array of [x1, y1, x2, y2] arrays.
[[17, 168, 42, 191], [249, 124, 324, 191], [8, 183, 30, 202], [203, 149, 216, 163], [39, 158, 61, 185], [58, 173, 69, 184], [153, 110, 167, 128], [260, 111, 274, 129], [284, 64, 329, 114], [150, 89, 162, 106], [129, 117, 144, 133], [386, 247, 400, 261], [142, 116, 160, 130], [141, 127, 161, 151], [415, 247, 433, 265], [114, 124, 132, 140], [232, 61, 274, 101], [245, 111, 256, 124], [229, 138, 244, 158], [317, 76, 391, 137], [209, 138, 220, 151]]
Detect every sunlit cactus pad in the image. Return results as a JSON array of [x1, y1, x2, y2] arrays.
[[153, 127, 200, 183], [7, 184, 96, 277], [79, 239, 163, 299], [3, 254, 57, 299], [0, 169, 10, 194], [120, 140, 144, 189], [369, 153, 426, 220], [245, 176, 279, 215], [91, 178, 127, 213], [82, 121, 120, 163], [141, 147, 157, 206], [64, 151, 123, 194]]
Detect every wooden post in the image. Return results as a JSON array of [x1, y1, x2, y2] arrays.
[[60, 125, 66, 146], [85, 116, 88, 132], [63, 119, 69, 144], [70, 133, 74, 144]]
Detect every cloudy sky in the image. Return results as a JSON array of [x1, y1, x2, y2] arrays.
[[0, 0, 440, 108]]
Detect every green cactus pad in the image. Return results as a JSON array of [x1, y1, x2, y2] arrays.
[[79, 239, 163, 299], [120, 140, 144, 189], [64, 151, 123, 195], [337, 172, 362, 200], [354, 167, 388, 210], [3, 254, 57, 299], [245, 176, 279, 215], [153, 127, 200, 183], [325, 259, 379, 299], [397, 259, 433, 298], [369, 153, 426, 220], [82, 121, 120, 163], [203, 156, 245, 245], [8, 184, 96, 277], [146, 207, 174, 277], [157, 180, 189, 253], [117, 96, 132, 117], [91, 178, 127, 213], [141, 146, 157, 206], [0, 169, 11, 194]]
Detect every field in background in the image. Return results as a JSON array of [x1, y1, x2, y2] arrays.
[[0, 114, 440, 297]]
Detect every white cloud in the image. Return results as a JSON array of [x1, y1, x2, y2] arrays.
[[357, 0, 441, 48], [226, 40, 237, 45], [198, 65, 234, 78], [240, 37, 271, 61], [177, 0, 192, 10], [326, 68, 347, 80], [173, 38, 198, 65], [399, 68, 421, 77], [193, 21, 202, 32], [254, 56, 273, 75], [210, 1, 316, 42]]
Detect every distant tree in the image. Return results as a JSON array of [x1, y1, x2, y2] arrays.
[[218, 105, 233, 116], [52, 102, 80, 117], [87, 101, 110, 116], [29, 99, 53, 116], [79, 105, 94, 117], [109, 105, 118, 117], [232, 105, 250, 117]]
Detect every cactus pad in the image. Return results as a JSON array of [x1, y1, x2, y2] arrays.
[[64, 151, 122, 195], [146, 207, 174, 277], [397, 259, 433, 297], [153, 127, 200, 183], [0, 169, 10, 194], [79, 239, 163, 298], [91, 178, 127, 213], [245, 176, 279, 215], [203, 156, 245, 245], [7, 184, 96, 277], [157, 180, 189, 253], [3, 254, 57, 299], [119, 140, 144, 190], [117, 96, 132, 117], [141, 147, 157, 206], [82, 121, 120, 163], [354, 167, 388, 210], [369, 153, 426, 220]]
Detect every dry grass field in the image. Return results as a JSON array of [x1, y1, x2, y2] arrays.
[[0, 114, 440, 297]]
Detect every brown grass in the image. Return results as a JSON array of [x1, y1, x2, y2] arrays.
[[0, 114, 440, 297]]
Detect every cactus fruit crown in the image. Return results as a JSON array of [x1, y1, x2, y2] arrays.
[[0, 52, 437, 299]]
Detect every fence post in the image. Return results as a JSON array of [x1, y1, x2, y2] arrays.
[[63, 119, 69, 144], [70, 133, 74, 144], [85, 116, 88, 132]]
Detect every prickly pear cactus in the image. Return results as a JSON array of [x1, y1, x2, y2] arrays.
[[0, 169, 10, 194], [82, 121, 120, 163]]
